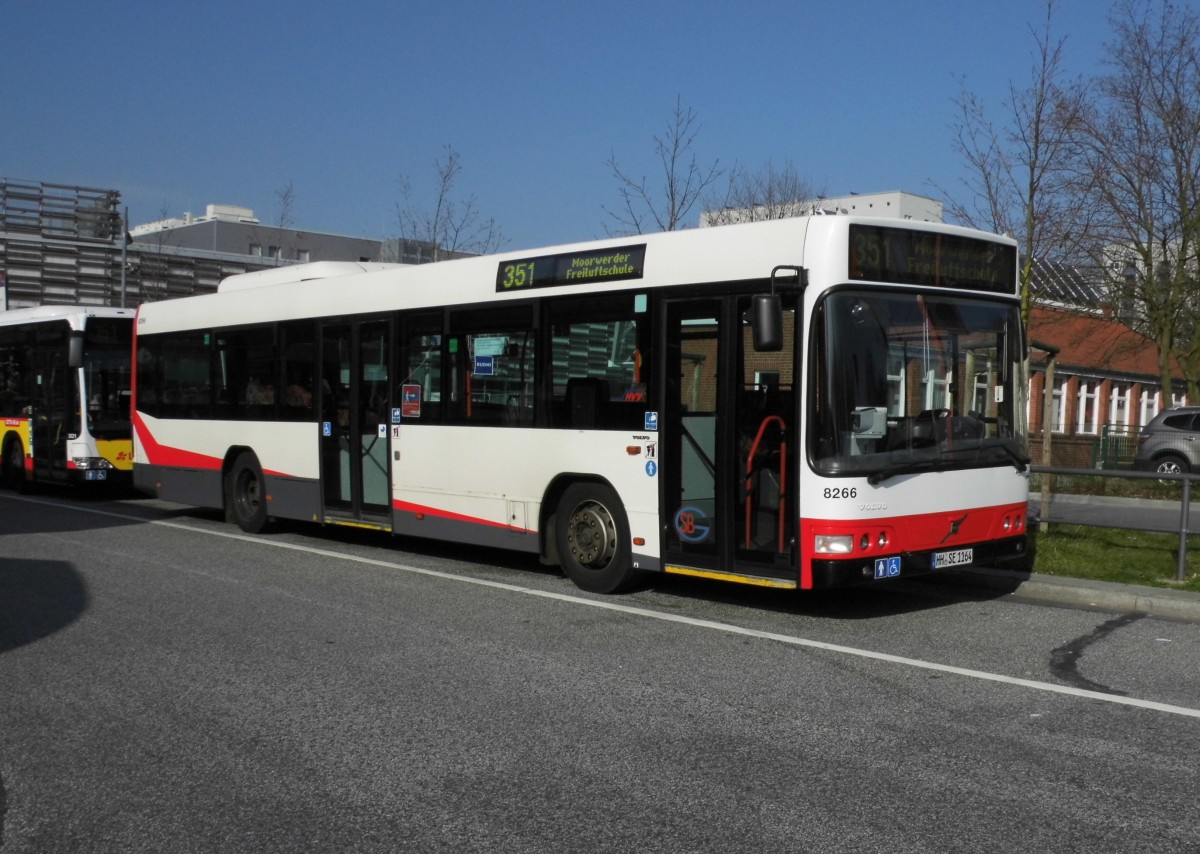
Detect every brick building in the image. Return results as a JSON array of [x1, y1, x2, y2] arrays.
[[1027, 301, 1184, 469]]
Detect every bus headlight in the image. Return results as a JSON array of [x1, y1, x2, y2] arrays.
[[814, 534, 855, 554], [72, 457, 116, 470]]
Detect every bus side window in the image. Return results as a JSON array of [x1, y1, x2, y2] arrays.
[[215, 326, 277, 421], [549, 304, 647, 430], [280, 321, 316, 421], [445, 305, 535, 428], [159, 332, 212, 419], [448, 330, 535, 426], [400, 324, 442, 423], [0, 330, 32, 414]]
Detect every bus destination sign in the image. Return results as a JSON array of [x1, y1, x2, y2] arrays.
[[848, 224, 1016, 295], [496, 244, 646, 293]]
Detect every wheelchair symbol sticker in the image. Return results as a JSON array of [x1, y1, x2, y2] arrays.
[[874, 557, 902, 579]]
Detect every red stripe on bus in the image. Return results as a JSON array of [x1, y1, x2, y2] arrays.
[[132, 412, 222, 471]]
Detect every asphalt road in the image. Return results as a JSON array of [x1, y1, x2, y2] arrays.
[[1030, 492, 1196, 534], [2, 490, 1199, 853]]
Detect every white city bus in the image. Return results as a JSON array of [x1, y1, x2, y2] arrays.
[[132, 216, 1029, 593], [1, 305, 135, 489]]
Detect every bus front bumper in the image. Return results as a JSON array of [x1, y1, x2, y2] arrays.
[[807, 534, 1028, 589]]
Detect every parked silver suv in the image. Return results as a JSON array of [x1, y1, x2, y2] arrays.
[[1134, 406, 1200, 474]]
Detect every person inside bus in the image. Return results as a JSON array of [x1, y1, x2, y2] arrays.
[[285, 377, 312, 408]]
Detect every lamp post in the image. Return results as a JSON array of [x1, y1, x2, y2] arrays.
[[120, 207, 128, 308]]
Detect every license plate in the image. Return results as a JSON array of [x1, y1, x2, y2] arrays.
[[932, 548, 972, 569]]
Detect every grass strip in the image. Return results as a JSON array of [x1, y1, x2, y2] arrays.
[[1029, 524, 1200, 592]]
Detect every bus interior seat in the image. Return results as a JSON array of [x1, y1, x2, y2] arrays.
[[565, 377, 611, 428]]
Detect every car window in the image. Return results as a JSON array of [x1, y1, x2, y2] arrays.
[[1161, 413, 1197, 430]]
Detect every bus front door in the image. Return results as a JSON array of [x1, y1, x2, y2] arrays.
[[661, 295, 797, 587], [320, 319, 392, 526], [31, 340, 71, 483]]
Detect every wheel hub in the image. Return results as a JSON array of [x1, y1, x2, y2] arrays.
[[568, 502, 617, 568]]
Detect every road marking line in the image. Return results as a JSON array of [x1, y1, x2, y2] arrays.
[[11, 494, 1200, 719]]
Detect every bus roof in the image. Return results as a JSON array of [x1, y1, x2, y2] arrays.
[[137, 216, 1018, 335], [218, 261, 409, 293], [0, 304, 136, 330]]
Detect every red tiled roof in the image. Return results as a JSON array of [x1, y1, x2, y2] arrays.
[[1028, 306, 1179, 379]]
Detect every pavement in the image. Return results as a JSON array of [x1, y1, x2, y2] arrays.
[[930, 566, 1200, 623], [984, 492, 1200, 621]]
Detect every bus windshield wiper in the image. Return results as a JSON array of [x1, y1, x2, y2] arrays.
[[868, 458, 952, 485], [868, 442, 1031, 486], [978, 441, 1031, 473]]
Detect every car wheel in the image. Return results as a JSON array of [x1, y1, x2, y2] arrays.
[[1154, 454, 1188, 480]]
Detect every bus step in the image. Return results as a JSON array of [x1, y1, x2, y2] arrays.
[[322, 515, 392, 533], [664, 564, 797, 589]]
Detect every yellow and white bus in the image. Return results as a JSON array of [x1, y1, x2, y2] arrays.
[[132, 216, 1029, 593], [1, 305, 135, 489]]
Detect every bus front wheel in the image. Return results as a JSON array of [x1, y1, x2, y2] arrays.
[[556, 483, 637, 594], [3, 438, 29, 493], [228, 452, 270, 533]]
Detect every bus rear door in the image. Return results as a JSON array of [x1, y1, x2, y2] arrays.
[[319, 319, 393, 527]]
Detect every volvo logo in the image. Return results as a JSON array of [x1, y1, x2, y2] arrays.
[[941, 514, 968, 543]]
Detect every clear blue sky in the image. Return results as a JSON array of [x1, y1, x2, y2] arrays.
[[1, 1, 1113, 251]]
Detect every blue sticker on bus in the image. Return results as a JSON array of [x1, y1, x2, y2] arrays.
[[322, 421, 332, 437], [474, 355, 495, 376], [645, 411, 659, 431], [391, 408, 402, 424], [645, 461, 657, 477], [873, 557, 902, 579]]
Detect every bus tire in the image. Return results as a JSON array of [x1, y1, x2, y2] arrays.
[[228, 452, 270, 534], [555, 482, 637, 594], [4, 437, 29, 493]]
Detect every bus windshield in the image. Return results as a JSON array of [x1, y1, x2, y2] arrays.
[[84, 318, 133, 439], [811, 289, 1029, 482]]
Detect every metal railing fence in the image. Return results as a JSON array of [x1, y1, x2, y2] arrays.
[[1031, 464, 1197, 582]]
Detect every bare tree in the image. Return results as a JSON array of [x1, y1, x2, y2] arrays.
[[702, 159, 824, 225], [134, 200, 180, 303], [1068, 0, 1200, 396], [273, 180, 295, 266], [603, 95, 724, 234], [391, 145, 505, 262], [942, 0, 1087, 325]]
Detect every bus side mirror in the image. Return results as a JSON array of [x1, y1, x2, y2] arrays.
[[750, 294, 783, 352], [68, 330, 85, 369]]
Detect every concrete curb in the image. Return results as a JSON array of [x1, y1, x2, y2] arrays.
[[923, 566, 1200, 623]]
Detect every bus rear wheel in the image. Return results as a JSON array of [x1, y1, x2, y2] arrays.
[[556, 482, 637, 594], [228, 452, 270, 533]]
